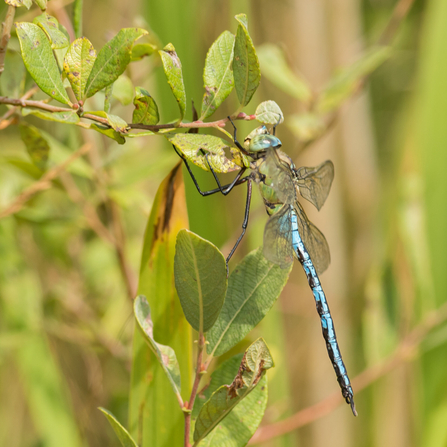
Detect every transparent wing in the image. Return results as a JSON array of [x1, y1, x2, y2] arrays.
[[263, 205, 295, 269], [263, 149, 296, 205], [295, 160, 334, 211], [295, 201, 331, 274]]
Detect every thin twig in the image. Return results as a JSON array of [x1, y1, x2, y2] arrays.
[[0, 5, 16, 77], [0, 143, 92, 219], [249, 302, 447, 444], [184, 333, 206, 447], [0, 86, 40, 129]]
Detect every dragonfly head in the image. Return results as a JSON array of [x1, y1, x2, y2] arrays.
[[248, 134, 282, 153]]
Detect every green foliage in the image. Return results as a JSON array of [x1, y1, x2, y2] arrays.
[[191, 354, 268, 447], [255, 100, 284, 125], [207, 248, 292, 357], [165, 133, 242, 173], [134, 295, 182, 399], [99, 409, 138, 447], [200, 30, 235, 120], [174, 229, 227, 333], [159, 43, 187, 123], [193, 338, 273, 445], [233, 14, 260, 107], [5, 0, 32, 8], [132, 87, 159, 125], [84, 28, 148, 98], [15, 22, 71, 104], [63, 37, 96, 102], [19, 122, 50, 170], [33, 14, 69, 49], [257, 43, 312, 103]]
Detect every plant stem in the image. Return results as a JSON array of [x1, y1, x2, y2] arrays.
[[184, 333, 205, 447], [0, 5, 16, 78]]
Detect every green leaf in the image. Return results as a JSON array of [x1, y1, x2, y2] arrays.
[[255, 100, 284, 125], [33, 14, 69, 49], [132, 87, 159, 125], [112, 74, 133, 105], [15, 22, 71, 105], [63, 37, 97, 102], [19, 123, 50, 170], [99, 408, 138, 447], [33, 0, 47, 10], [159, 43, 187, 123], [5, 0, 32, 8], [200, 30, 235, 120], [131, 42, 156, 61], [85, 28, 148, 98], [90, 123, 126, 144], [134, 295, 182, 399], [207, 248, 291, 357], [165, 133, 241, 174], [87, 111, 128, 133], [174, 230, 227, 333], [22, 108, 80, 124], [317, 46, 392, 113], [0, 49, 26, 97], [193, 338, 273, 445], [233, 14, 260, 107], [73, 0, 83, 38], [257, 43, 312, 102], [129, 164, 192, 447], [286, 113, 325, 143], [191, 354, 268, 447]]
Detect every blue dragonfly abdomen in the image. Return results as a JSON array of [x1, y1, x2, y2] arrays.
[[289, 209, 356, 414]]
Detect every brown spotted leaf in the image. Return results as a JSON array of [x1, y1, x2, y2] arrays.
[[193, 338, 273, 445], [165, 133, 240, 174], [63, 37, 97, 101]]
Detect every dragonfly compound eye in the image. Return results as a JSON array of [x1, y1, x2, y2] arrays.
[[249, 134, 282, 152]]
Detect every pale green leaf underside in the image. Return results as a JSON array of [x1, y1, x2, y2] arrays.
[[87, 111, 128, 133], [207, 248, 292, 357], [165, 133, 240, 174], [257, 43, 313, 102], [193, 338, 273, 444], [22, 108, 80, 124], [191, 354, 268, 447], [112, 75, 134, 105], [33, 14, 69, 49], [233, 14, 260, 107], [134, 296, 182, 398], [132, 86, 159, 125], [200, 30, 235, 120], [85, 28, 148, 98], [174, 230, 227, 333], [99, 408, 138, 447], [15, 22, 71, 104], [159, 43, 187, 123], [255, 100, 284, 125], [63, 37, 96, 101], [318, 46, 392, 113]]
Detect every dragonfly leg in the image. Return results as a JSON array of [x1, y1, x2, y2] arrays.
[[203, 151, 246, 195], [172, 144, 245, 196], [227, 116, 248, 153], [224, 176, 253, 275]]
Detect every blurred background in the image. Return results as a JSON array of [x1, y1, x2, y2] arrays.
[[1, 0, 446, 446]]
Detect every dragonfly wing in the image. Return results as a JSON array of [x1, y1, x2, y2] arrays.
[[296, 160, 334, 211], [263, 149, 296, 204], [295, 201, 331, 274], [263, 205, 295, 268]]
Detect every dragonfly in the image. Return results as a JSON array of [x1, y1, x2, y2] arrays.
[[173, 119, 357, 416]]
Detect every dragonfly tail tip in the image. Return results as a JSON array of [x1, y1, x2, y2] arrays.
[[350, 398, 358, 417]]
